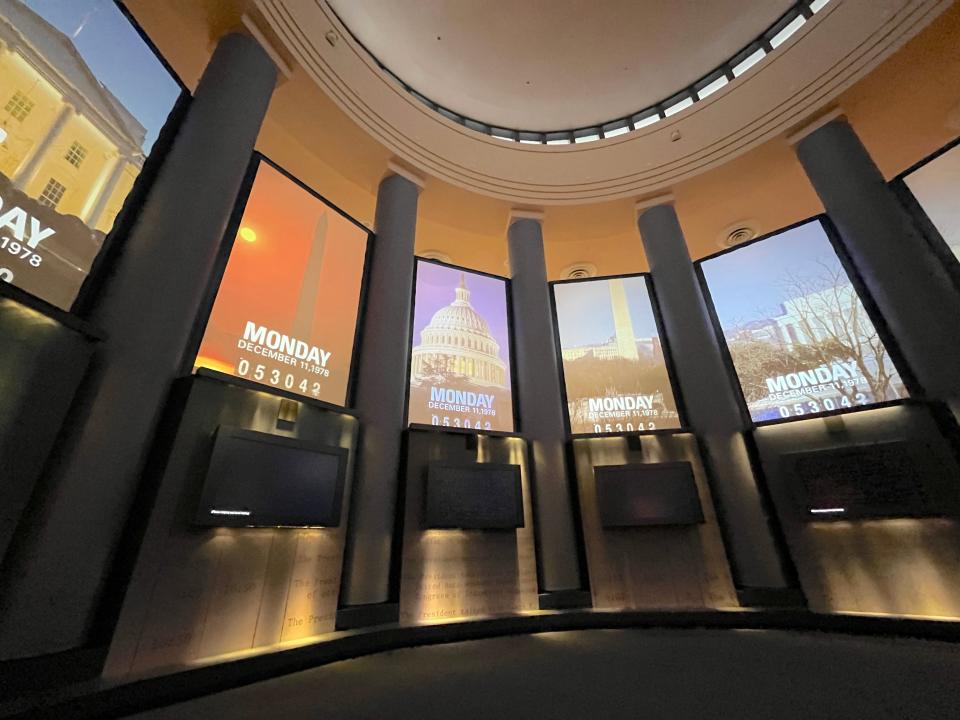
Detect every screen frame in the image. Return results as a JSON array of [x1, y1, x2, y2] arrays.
[[186, 152, 374, 410], [423, 461, 524, 530], [0, 1, 192, 316], [890, 135, 960, 293], [548, 271, 688, 439], [404, 256, 520, 434], [694, 214, 918, 428], [195, 425, 349, 528]]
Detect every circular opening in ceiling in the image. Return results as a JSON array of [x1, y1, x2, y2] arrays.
[[328, 0, 827, 144]]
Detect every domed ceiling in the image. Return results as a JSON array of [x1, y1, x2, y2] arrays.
[[327, 0, 795, 130], [253, 0, 948, 203]]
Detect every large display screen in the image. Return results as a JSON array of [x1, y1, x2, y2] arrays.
[[553, 275, 681, 434], [195, 160, 369, 407], [408, 260, 515, 432], [903, 143, 960, 262], [699, 219, 908, 423], [0, 0, 181, 309]]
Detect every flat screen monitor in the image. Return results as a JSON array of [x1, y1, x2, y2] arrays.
[[697, 219, 908, 423], [408, 259, 515, 432], [552, 275, 682, 434], [195, 427, 348, 528], [0, 0, 183, 310], [783, 441, 939, 521], [424, 463, 524, 530], [195, 158, 370, 406], [595, 462, 704, 527]]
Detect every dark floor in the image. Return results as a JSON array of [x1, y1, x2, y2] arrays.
[[127, 628, 960, 719]]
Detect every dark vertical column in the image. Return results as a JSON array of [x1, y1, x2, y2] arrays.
[[0, 33, 278, 658], [637, 197, 790, 593], [341, 165, 422, 608], [793, 113, 960, 407], [508, 211, 581, 592]]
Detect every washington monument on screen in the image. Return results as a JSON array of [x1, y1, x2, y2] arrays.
[[610, 278, 639, 361]]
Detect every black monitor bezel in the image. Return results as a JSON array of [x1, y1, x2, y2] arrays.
[[195, 426, 349, 528]]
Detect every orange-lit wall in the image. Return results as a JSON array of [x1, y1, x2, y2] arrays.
[[127, 0, 960, 281], [843, 1, 960, 180]]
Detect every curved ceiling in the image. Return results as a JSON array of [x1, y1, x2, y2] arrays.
[[256, 0, 949, 204], [326, 0, 794, 130]]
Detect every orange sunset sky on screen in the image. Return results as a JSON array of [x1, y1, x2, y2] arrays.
[[196, 162, 369, 405]]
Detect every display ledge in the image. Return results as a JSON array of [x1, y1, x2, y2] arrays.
[[0, 282, 105, 340], [570, 427, 692, 441], [194, 368, 359, 417], [7, 608, 960, 720], [407, 423, 524, 440], [749, 397, 926, 430]]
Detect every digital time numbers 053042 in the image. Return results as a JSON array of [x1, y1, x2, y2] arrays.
[[431, 415, 493, 431], [592, 422, 657, 433], [776, 393, 867, 418], [236, 359, 327, 397]]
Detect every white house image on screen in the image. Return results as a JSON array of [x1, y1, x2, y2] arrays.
[[0, 0, 148, 307], [733, 283, 905, 408], [410, 273, 507, 388], [741, 285, 874, 353]]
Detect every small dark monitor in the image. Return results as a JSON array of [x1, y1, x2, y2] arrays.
[[424, 463, 524, 530], [195, 427, 348, 528], [595, 462, 704, 528], [784, 441, 937, 521]]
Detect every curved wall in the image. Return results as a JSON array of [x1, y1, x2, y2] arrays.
[[1, 0, 958, 673]]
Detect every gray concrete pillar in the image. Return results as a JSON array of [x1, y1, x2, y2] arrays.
[[508, 210, 581, 592], [792, 113, 960, 405], [636, 196, 790, 593], [0, 33, 278, 658], [341, 164, 422, 607]]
